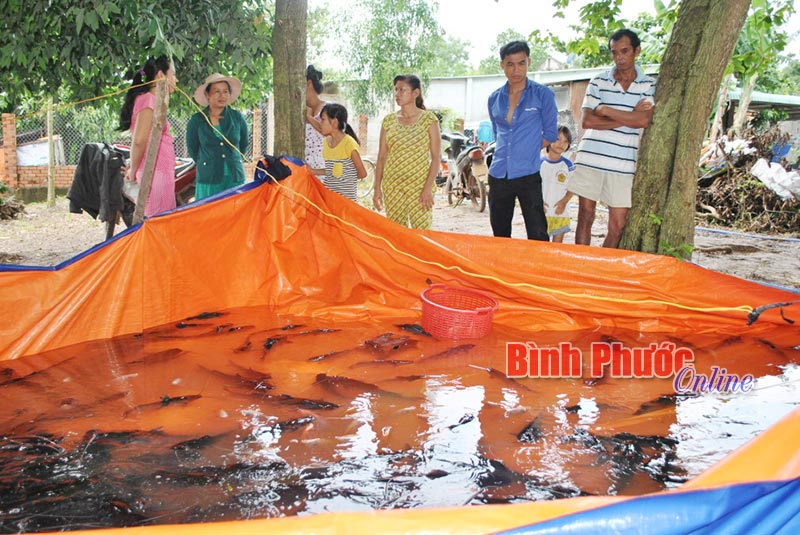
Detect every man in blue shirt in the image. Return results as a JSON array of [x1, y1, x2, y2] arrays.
[[487, 40, 558, 241]]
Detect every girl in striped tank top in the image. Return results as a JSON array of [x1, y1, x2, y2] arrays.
[[320, 104, 367, 201]]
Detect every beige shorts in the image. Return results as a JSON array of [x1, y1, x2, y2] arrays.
[[569, 166, 633, 208]]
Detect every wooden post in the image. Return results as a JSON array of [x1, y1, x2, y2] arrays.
[[2, 114, 18, 188], [133, 79, 169, 225], [47, 98, 55, 208]]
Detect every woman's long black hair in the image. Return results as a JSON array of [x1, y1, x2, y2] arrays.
[[306, 65, 324, 95], [321, 103, 359, 145], [118, 55, 171, 131]]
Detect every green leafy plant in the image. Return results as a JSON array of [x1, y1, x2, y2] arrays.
[[660, 240, 694, 260]]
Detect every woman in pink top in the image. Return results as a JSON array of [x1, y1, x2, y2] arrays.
[[118, 55, 178, 217]]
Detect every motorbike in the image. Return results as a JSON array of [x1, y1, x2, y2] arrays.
[[439, 131, 488, 212], [107, 144, 196, 238]]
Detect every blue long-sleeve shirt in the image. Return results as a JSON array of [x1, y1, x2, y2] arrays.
[[488, 78, 558, 179]]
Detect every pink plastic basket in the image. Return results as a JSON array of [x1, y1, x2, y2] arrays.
[[420, 284, 499, 340]]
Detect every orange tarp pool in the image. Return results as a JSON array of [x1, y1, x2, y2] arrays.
[[0, 158, 798, 534]]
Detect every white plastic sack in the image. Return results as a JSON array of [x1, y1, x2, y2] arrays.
[[750, 158, 800, 201]]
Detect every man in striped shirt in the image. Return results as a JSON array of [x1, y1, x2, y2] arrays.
[[569, 29, 656, 248]]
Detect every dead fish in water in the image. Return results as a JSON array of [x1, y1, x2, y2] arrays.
[[277, 416, 315, 431], [517, 418, 544, 443], [185, 312, 223, 321], [364, 333, 416, 353], [448, 414, 475, 430], [476, 458, 525, 488], [199, 364, 274, 389], [171, 434, 223, 452], [123, 394, 202, 417], [349, 359, 414, 369], [315, 373, 402, 398], [268, 393, 339, 411], [417, 344, 475, 362], [571, 429, 685, 489], [298, 328, 341, 336], [263, 336, 284, 351], [634, 394, 682, 416], [308, 349, 352, 362], [468, 364, 532, 392], [388, 374, 427, 382], [396, 323, 431, 336], [0, 356, 77, 387]]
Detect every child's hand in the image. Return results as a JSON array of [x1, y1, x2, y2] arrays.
[[554, 199, 567, 215]]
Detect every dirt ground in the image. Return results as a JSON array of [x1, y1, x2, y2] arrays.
[[1, 193, 798, 292]]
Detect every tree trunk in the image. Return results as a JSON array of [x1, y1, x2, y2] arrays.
[[708, 73, 733, 143], [732, 72, 759, 136], [273, 0, 307, 159], [621, 0, 751, 258]]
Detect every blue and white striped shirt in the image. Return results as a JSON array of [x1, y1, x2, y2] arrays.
[[575, 65, 656, 177]]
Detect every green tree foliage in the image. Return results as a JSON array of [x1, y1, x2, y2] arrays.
[[728, 0, 794, 133], [536, 0, 677, 67], [476, 29, 550, 75], [343, 0, 442, 114], [0, 0, 273, 109], [427, 36, 471, 77]]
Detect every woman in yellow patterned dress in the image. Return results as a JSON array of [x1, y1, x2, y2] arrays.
[[373, 74, 441, 229]]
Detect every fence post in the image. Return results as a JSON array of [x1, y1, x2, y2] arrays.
[[47, 98, 55, 207], [1, 113, 18, 188], [252, 107, 263, 158], [133, 79, 169, 225]]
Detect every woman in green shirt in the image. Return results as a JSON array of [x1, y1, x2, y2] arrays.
[[186, 73, 250, 200]]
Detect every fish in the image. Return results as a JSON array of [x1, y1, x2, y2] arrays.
[[396, 323, 431, 336], [267, 394, 340, 411], [348, 359, 414, 369], [308, 349, 352, 362], [517, 418, 544, 443], [448, 414, 475, 430], [364, 332, 416, 353], [185, 312, 223, 321], [123, 394, 202, 417], [171, 434, 223, 452], [634, 394, 681, 416], [263, 337, 284, 350], [198, 365, 275, 392], [417, 344, 475, 362], [468, 364, 533, 392], [315, 373, 401, 398]]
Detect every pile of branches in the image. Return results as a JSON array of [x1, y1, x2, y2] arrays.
[[0, 184, 25, 220], [696, 128, 799, 234]]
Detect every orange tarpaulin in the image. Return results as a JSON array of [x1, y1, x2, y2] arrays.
[[0, 160, 795, 361], [1, 159, 798, 534]]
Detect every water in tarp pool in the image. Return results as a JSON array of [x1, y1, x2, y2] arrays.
[[1, 306, 798, 532]]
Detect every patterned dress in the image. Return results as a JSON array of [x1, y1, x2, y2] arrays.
[[382, 110, 438, 229], [131, 92, 176, 217], [305, 104, 326, 179]]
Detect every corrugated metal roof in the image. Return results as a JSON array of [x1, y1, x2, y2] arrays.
[[728, 89, 800, 106]]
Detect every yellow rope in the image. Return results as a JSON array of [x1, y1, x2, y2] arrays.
[[268, 176, 754, 316], [16, 81, 156, 121], [12, 84, 758, 317]]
